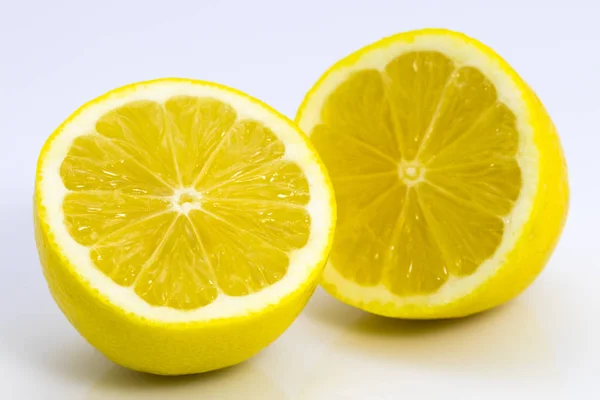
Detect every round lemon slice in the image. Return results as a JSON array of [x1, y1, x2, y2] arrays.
[[34, 79, 335, 374], [296, 29, 568, 319]]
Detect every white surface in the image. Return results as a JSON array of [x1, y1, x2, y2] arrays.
[[0, 0, 598, 398]]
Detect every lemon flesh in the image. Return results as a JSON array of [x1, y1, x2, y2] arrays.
[[61, 98, 311, 309], [297, 29, 568, 318], [35, 79, 335, 374]]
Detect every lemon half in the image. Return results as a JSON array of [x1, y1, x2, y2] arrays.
[[35, 79, 335, 374], [296, 29, 568, 318]]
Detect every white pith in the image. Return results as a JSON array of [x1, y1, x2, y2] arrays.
[[297, 33, 539, 309], [38, 80, 334, 322]]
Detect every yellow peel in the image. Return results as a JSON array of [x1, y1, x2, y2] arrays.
[[296, 29, 568, 318], [35, 78, 336, 374]]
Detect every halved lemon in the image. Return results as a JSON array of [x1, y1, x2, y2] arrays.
[[296, 29, 568, 318], [34, 79, 335, 374]]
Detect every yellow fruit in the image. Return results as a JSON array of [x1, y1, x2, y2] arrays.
[[34, 79, 335, 374], [296, 29, 568, 318]]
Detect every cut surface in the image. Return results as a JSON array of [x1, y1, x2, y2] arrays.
[[38, 80, 335, 320], [296, 30, 544, 312], [312, 52, 521, 296]]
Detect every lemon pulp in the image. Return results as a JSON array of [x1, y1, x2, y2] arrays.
[[310, 51, 522, 296], [60, 97, 311, 310]]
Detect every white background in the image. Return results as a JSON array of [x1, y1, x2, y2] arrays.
[[1, 0, 598, 398]]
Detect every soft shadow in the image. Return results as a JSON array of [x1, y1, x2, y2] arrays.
[[87, 358, 286, 400], [305, 290, 557, 378], [0, 311, 113, 384], [302, 287, 366, 329]]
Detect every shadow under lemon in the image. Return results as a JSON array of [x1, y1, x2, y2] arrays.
[[0, 308, 114, 385], [303, 287, 559, 379], [86, 358, 286, 400]]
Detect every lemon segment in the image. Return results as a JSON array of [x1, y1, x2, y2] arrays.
[[297, 29, 568, 318]]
